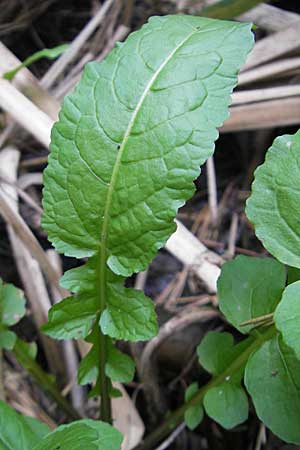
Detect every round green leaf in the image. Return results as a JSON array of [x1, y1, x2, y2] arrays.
[[246, 131, 300, 268], [204, 382, 248, 429], [218, 256, 286, 333], [0, 329, 16, 350], [197, 332, 234, 374], [0, 279, 26, 326]]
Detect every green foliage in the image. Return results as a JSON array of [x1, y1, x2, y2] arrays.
[[245, 335, 300, 444], [203, 382, 248, 429], [78, 328, 135, 385], [0, 401, 49, 450], [42, 14, 253, 401], [184, 383, 204, 430], [183, 130, 300, 444], [246, 131, 300, 268], [3, 44, 69, 80], [0, 279, 25, 350], [218, 256, 286, 333], [201, 0, 265, 20], [274, 281, 300, 358], [197, 331, 248, 378], [0, 402, 122, 450], [197, 332, 249, 428], [32, 419, 122, 450]]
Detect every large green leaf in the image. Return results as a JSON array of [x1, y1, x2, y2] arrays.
[[0, 401, 49, 450], [43, 15, 253, 269], [0, 279, 25, 350], [246, 131, 300, 268], [42, 15, 253, 389], [245, 335, 300, 444], [218, 256, 286, 333], [32, 419, 122, 450], [274, 281, 300, 358]]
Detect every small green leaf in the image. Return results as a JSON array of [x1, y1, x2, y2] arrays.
[[198, 332, 249, 428], [0, 279, 26, 350], [246, 130, 300, 268], [42, 296, 97, 340], [0, 401, 46, 450], [78, 329, 135, 385], [32, 419, 123, 450], [198, 332, 236, 374], [78, 345, 99, 386], [0, 279, 26, 326], [218, 256, 286, 333], [106, 342, 135, 382], [245, 335, 300, 444], [204, 383, 248, 429], [184, 383, 204, 430], [13, 340, 39, 372], [100, 284, 157, 341], [197, 331, 251, 381], [75, 305, 137, 387], [46, 259, 157, 342], [3, 44, 69, 80], [0, 329, 16, 350], [274, 281, 300, 358]]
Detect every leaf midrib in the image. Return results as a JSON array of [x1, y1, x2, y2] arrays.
[[98, 26, 198, 300]]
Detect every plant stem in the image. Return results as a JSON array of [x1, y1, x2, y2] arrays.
[[240, 312, 274, 327], [13, 339, 80, 421], [122, 0, 135, 27], [200, 0, 268, 19], [0, 349, 5, 401], [96, 250, 111, 423], [94, 320, 111, 423], [133, 326, 277, 450]]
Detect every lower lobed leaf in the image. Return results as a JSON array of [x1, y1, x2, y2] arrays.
[[32, 419, 122, 450], [78, 327, 135, 386]]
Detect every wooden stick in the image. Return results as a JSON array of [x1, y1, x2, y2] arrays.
[[0, 190, 61, 291], [0, 147, 63, 375], [0, 78, 53, 147], [166, 220, 222, 293], [231, 84, 300, 105], [238, 57, 300, 86], [41, 0, 114, 89], [242, 20, 300, 71], [0, 42, 59, 120], [206, 156, 218, 225], [238, 4, 299, 32], [222, 96, 300, 132]]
